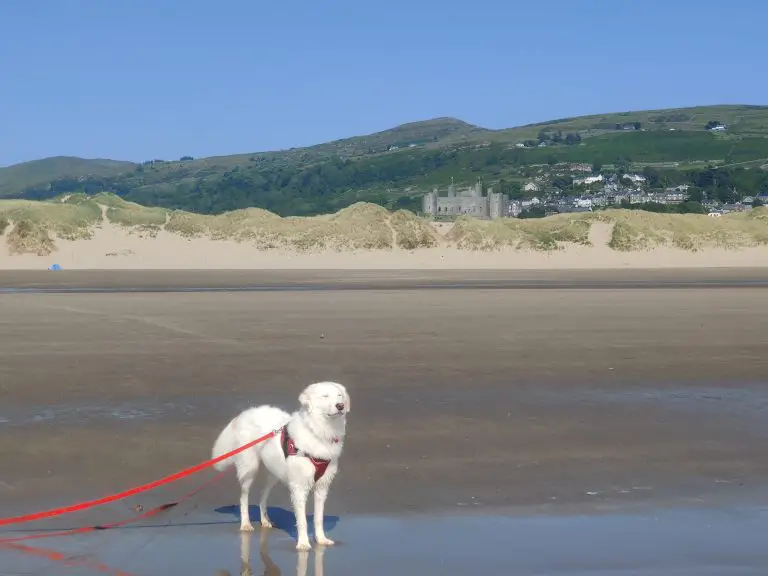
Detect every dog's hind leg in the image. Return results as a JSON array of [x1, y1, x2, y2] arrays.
[[238, 467, 257, 532], [259, 472, 278, 528]]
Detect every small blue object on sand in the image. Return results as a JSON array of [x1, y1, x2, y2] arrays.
[[48, 263, 62, 271]]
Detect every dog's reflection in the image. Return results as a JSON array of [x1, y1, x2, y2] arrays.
[[234, 527, 326, 576]]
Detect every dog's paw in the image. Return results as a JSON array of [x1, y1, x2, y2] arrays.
[[295, 540, 312, 551], [316, 536, 335, 546], [240, 522, 255, 532], [260, 519, 273, 529]]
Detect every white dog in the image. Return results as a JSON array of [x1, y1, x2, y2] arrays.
[[212, 381, 350, 551]]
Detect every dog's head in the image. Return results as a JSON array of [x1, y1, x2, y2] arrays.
[[298, 381, 350, 418]]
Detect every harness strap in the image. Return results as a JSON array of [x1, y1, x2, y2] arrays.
[[280, 427, 331, 482]]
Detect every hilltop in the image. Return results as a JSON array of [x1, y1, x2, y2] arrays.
[[2, 104, 768, 216], [0, 156, 136, 197]]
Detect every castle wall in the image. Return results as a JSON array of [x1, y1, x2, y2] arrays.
[[434, 196, 485, 216], [424, 182, 512, 219]]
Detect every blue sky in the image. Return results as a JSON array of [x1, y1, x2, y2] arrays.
[[1, 0, 765, 166]]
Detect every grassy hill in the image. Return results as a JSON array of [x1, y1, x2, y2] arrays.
[[3, 105, 768, 216], [0, 156, 136, 197]]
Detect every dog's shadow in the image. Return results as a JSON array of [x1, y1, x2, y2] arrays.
[[214, 506, 339, 541]]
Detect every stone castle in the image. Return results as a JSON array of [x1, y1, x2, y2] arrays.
[[422, 178, 511, 220]]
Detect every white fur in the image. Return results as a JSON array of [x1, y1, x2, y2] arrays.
[[212, 381, 350, 551]]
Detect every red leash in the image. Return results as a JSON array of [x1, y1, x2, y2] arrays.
[[0, 472, 226, 576], [3, 540, 139, 576], [0, 470, 228, 544], [0, 427, 279, 528]]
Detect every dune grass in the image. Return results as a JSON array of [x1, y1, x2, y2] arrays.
[[446, 213, 593, 250], [0, 198, 103, 240], [390, 208, 440, 249], [288, 203, 394, 251], [91, 193, 169, 228], [0, 196, 103, 254], [6, 219, 57, 255], [165, 206, 280, 240], [0, 194, 438, 254], [594, 208, 768, 251], [3, 193, 768, 256], [165, 202, 439, 251], [444, 208, 768, 252]]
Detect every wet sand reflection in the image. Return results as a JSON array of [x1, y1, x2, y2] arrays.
[[216, 528, 326, 576]]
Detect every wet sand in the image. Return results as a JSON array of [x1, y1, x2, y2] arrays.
[[2, 269, 768, 574], [4, 266, 768, 291], [4, 508, 768, 575]]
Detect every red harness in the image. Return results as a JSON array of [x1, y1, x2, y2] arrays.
[[280, 427, 338, 482]]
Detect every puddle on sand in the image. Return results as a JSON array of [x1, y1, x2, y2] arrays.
[[0, 395, 254, 427], [2, 506, 768, 575], [529, 383, 768, 436], [0, 402, 182, 426], [7, 383, 768, 429]]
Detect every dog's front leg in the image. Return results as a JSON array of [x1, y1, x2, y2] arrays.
[[313, 483, 335, 546], [291, 485, 312, 551]]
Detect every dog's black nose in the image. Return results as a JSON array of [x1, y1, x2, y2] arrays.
[[336, 403, 345, 411]]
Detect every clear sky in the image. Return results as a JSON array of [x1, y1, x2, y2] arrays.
[[1, 0, 765, 166]]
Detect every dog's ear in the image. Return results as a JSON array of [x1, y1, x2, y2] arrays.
[[299, 389, 314, 413]]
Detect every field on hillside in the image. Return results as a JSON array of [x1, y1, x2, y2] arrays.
[[518, 131, 768, 165], [494, 104, 768, 141], [2, 194, 768, 256]]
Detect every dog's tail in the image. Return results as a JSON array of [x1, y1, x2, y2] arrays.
[[211, 419, 238, 472]]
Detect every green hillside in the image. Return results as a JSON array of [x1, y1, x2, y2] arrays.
[[0, 156, 136, 197], [3, 105, 768, 216]]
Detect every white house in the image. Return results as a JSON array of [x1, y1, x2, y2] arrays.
[[573, 175, 604, 186], [524, 182, 540, 192]]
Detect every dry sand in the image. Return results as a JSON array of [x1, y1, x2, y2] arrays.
[[1, 217, 768, 269]]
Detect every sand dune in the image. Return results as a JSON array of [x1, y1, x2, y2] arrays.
[[1, 193, 768, 269]]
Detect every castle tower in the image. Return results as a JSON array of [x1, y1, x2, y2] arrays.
[[482, 186, 492, 218], [489, 188, 504, 219], [422, 189, 438, 216]]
